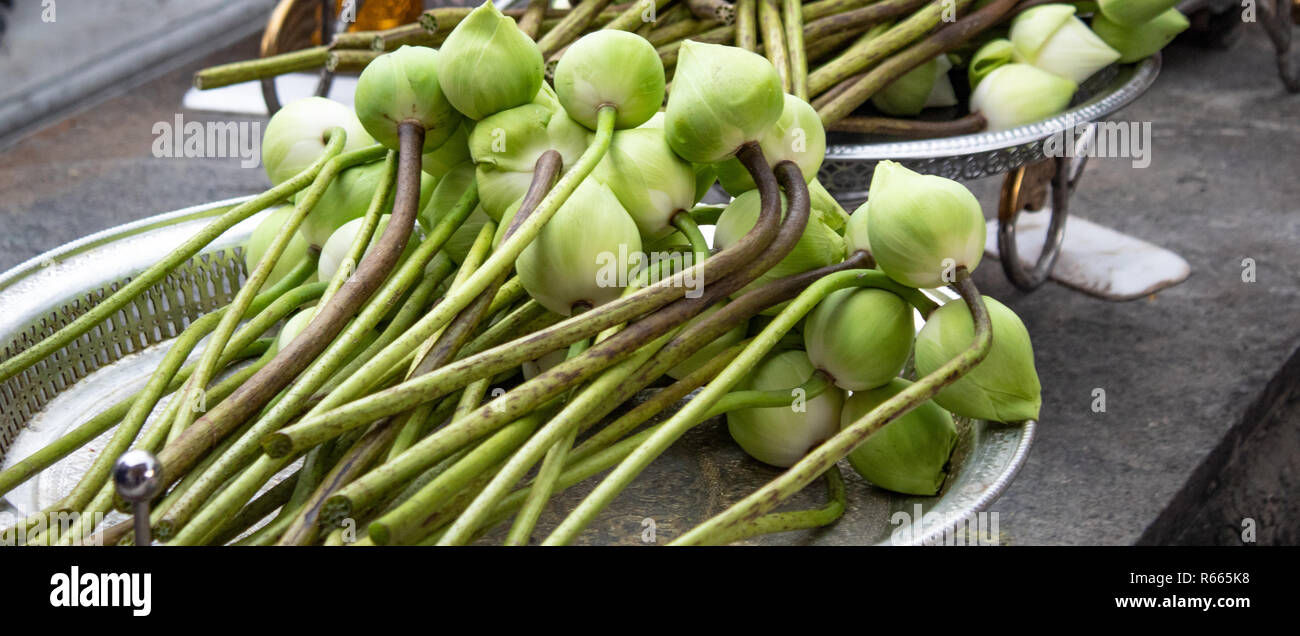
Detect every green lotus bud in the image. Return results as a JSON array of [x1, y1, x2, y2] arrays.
[[317, 213, 420, 282], [714, 189, 845, 307], [915, 295, 1042, 423], [841, 378, 956, 496], [554, 30, 665, 130], [804, 288, 914, 390], [436, 2, 544, 121], [516, 180, 643, 315], [354, 46, 461, 151], [727, 350, 845, 468], [421, 161, 491, 264], [714, 94, 827, 195], [664, 40, 785, 164], [871, 55, 957, 117], [261, 97, 374, 186], [844, 200, 870, 254], [469, 100, 590, 220], [666, 307, 748, 380], [244, 205, 314, 289], [1098, 0, 1180, 26], [420, 121, 471, 180], [1092, 8, 1189, 63], [968, 38, 1015, 89], [275, 309, 315, 354], [969, 63, 1077, 131], [297, 159, 434, 248], [866, 161, 985, 288], [591, 128, 697, 240], [1010, 4, 1121, 83]]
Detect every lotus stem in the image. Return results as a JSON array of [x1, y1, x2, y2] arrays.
[[829, 112, 989, 137], [686, 0, 736, 24], [783, 0, 809, 99], [758, 0, 791, 91], [517, 0, 551, 38], [735, 0, 759, 50], [808, 0, 963, 99], [537, 0, 615, 56]]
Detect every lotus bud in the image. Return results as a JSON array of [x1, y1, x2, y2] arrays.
[[275, 310, 316, 354], [915, 295, 1042, 423], [515, 180, 643, 316], [554, 30, 665, 130], [522, 347, 568, 380], [421, 161, 492, 264], [714, 189, 845, 308], [664, 40, 785, 164], [591, 128, 697, 240], [420, 121, 471, 180], [354, 46, 461, 151], [1092, 8, 1189, 63], [968, 39, 1015, 91], [841, 378, 957, 496], [436, 2, 544, 121], [261, 97, 374, 186], [727, 350, 845, 468], [1098, 0, 1180, 26], [297, 159, 435, 248], [844, 200, 871, 255], [804, 287, 914, 390], [866, 161, 985, 288], [871, 55, 957, 117], [244, 205, 314, 289], [317, 213, 420, 283], [1010, 4, 1121, 83], [969, 63, 1077, 131], [666, 307, 748, 380], [469, 100, 590, 220], [714, 94, 827, 195]]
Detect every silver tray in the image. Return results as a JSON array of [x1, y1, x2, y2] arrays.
[[0, 199, 1035, 545], [818, 56, 1163, 204]]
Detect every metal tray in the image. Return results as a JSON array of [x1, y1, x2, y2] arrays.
[[0, 199, 1035, 545], [818, 56, 1164, 204]]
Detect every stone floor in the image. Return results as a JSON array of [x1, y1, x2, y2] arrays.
[[0, 10, 1296, 544]]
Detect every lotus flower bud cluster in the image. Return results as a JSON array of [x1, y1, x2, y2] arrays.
[[915, 295, 1042, 423], [865, 161, 985, 288], [1010, 4, 1121, 84], [714, 94, 827, 195], [841, 378, 957, 496], [714, 189, 845, 305], [354, 45, 461, 151], [261, 97, 373, 186], [436, 2, 544, 121], [296, 159, 434, 248], [803, 288, 914, 391], [317, 214, 419, 282], [872, 55, 958, 117], [421, 161, 492, 264], [554, 30, 665, 131], [1098, 0, 1181, 26], [1092, 7, 1189, 64], [468, 91, 590, 220], [664, 40, 785, 164], [515, 180, 643, 316], [969, 63, 1077, 131], [727, 351, 845, 468], [591, 128, 698, 240], [244, 205, 313, 288]]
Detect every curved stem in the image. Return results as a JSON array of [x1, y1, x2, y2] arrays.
[[670, 211, 711, 264], [671, 269, 992, 545], [712, 464, 846, 545]]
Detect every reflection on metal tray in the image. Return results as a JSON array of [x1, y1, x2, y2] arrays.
[[0, 199, 1034, 545]]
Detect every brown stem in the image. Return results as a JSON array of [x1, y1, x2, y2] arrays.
[[155, 122, 426, 487], [686, 0, 736, 24], [817, 0, 1017, 125], [829, 112, 988, 137]]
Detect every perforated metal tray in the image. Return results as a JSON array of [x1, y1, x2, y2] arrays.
[[0, 199, 1035, 545]]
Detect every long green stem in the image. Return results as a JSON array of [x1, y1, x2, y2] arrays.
[[735, 0, 758, 50], [672, 270, 992, 545], [782, 0, 808, 99], [808, 0, 961, 98], [709, 465, 846, 545], [758, 0, 790, 91], [604, 0, 675, 32], [537, 0, 614, 56]]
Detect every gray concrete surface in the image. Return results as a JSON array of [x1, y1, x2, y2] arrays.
[[0, 19, 1296, 544], [0, 0, 276, 145]]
